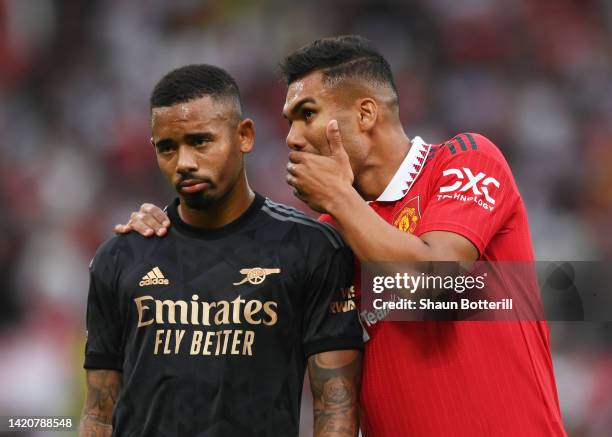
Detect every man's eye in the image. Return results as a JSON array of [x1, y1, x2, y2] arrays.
[[193, 135, 209, 145], [157, 145, 174, 154], [303, 109, 315, 120]]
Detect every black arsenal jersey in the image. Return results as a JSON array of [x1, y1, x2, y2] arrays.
[[83, 193, 363, 437]]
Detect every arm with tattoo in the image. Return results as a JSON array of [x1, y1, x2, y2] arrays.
[[78, 370, 122, 437], [308, 349, 362, 437]]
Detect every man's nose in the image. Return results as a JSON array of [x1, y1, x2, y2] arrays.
[[176, 145, 198, 173], [286, 125, 306, 151]]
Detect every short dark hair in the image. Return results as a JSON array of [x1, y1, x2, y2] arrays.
[[150, 64, 242, 116], [280, 35, 398, 98]]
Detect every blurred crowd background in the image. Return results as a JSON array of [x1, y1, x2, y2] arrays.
[[1, 0, 611, 435]]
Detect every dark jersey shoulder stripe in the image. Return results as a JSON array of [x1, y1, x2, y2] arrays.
[[265, 200, 345, 248], [464, 132, 478, 150], [262, 199, 345, 249], [446, 133, 481, 156], [454, 135, 468, 151]]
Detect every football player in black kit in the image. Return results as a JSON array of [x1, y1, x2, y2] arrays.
[[78, 64, 363, 437]]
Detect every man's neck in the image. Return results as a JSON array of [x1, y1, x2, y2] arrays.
[[178, 175, 255, 229], [354, 125, 412, 201]]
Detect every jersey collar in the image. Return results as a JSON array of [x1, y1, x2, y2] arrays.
[[376, 136, 431, 202], [167, 193, 265, 240]]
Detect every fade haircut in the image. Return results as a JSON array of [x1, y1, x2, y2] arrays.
[[280, 35, 398, 104], [150, 64, 242, 117]]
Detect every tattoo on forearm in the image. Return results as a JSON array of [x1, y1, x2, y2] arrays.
[[309, 351, 362, 437], [79, 371, 121, 437]]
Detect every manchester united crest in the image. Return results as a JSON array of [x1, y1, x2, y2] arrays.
[[393, 196, 421, 234]]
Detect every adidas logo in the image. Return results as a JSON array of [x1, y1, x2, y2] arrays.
[[139, 267, 169, 287]]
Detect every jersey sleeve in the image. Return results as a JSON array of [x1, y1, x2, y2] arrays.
[[83, 239, 125, 371], [302, 238, 364, 357], [416, 133, 520, 256]]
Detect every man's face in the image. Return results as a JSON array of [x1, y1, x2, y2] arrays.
[[283, 72, 365, 165], [151, 96, 248, 210]]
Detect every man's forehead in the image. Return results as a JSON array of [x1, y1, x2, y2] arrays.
[[153, 97, 213, 118], [151, 97, 231, 127], [285, 81, 305, 108], [152, 103, 195, 122], [284, 72, 332, 112]]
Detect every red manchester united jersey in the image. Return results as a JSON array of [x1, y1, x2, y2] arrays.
[[321, 133, 566, 437]]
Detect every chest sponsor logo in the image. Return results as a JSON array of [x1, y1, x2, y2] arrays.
[[139, 267, 169, 287], [392, 196, 421, 234], [233, 267, 281, 286], [437, 167, 500, 211], [133, 293, 278, 358]]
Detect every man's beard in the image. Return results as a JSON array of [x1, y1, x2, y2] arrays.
[[180, 192, 220, 210], [175, 174, 218, 210]]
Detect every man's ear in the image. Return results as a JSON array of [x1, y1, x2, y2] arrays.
[[357, 98, 378, 132], [237, 118, 255, 153]]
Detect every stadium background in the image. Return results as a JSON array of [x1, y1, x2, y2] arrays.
[[0, 0, 611, 435]]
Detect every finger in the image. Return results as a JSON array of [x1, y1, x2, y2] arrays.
[[128, 212, 160, 237], [114, 224, 131, 234], [286, 173, 305, 193], [288, 151, 305, 164], [142, 203, 171, 227], [286, 161, 300, 176], [325, 119, 345, 157], [139, 212, 168, 235], [130, 221, 154, 237], [292, 188, 307, 203], [286, 173, 298, 188]]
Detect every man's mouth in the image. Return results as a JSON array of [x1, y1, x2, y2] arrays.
[[178, 179, 211, 194]]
